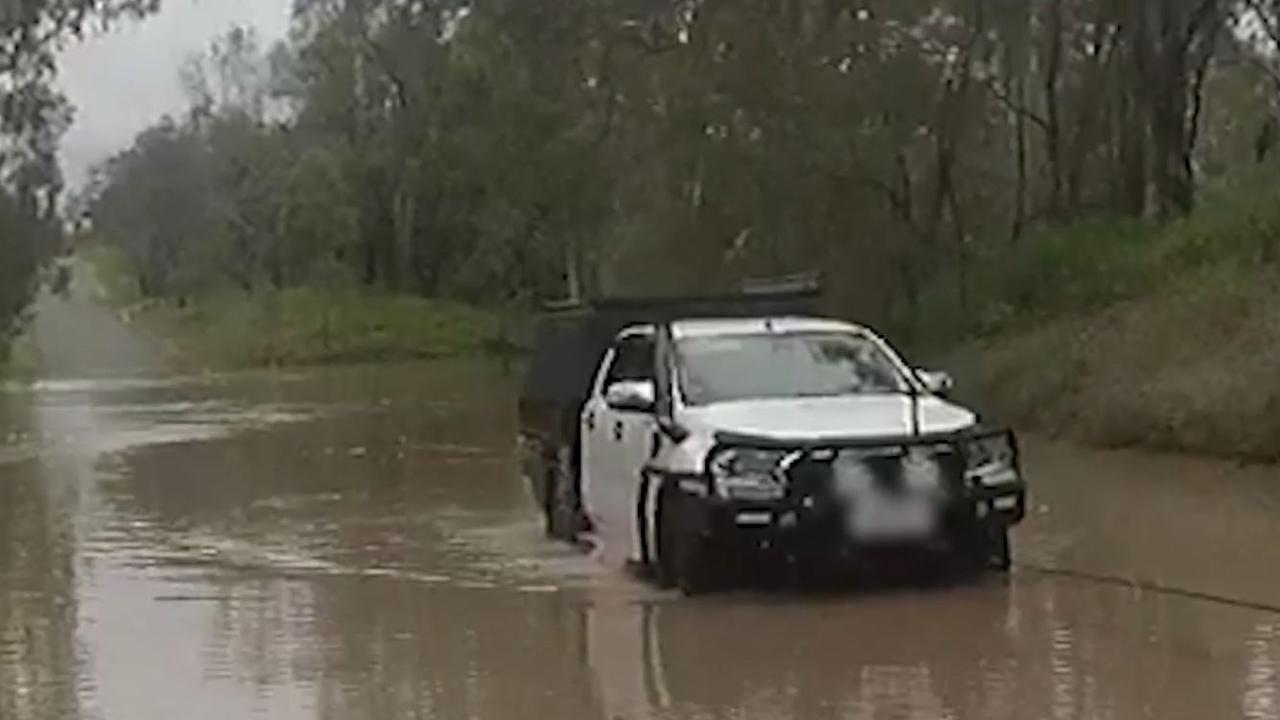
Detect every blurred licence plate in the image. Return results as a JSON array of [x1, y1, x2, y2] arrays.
[[848, 492, 936, 541]]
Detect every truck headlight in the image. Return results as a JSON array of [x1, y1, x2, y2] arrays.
[[965, 432, 1020, 488], [708, 447, 791, 501]]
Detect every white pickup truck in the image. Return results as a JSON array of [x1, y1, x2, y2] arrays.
[[519, 295, 1025, 594]]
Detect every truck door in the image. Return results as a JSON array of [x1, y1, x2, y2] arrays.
[[581, 331, 656, 562]]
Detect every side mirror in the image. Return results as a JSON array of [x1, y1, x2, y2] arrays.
[[605, 380, 656, 414], [916, 369, 954, 396]]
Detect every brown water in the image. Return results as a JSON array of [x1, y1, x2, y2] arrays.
[[2, 278, 1280, 720]]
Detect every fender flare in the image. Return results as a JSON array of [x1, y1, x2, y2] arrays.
[[636, 468, 709, 568], [636, 467, 660, 567]]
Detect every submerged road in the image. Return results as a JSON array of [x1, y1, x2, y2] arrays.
[[1, 268, 1279, 719]]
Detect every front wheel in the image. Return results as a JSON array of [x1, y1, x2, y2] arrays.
[[952, 524, 1012, 579], [988, 526, 1012, 572], [657, 493, 729, 595], [675, 534, 728, 596]]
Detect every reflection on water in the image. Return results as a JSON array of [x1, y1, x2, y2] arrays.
[[1050, 622, 1076, 720], [582, 581, 1280, 720], [1, 360, 1279, 719], [0, 394, 83, 720], [1245, 624, 1279, 720]]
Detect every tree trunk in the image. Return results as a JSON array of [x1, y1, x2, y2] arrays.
[[945, 178, 970, 313], [564, 238, 582, 304], [1011, 67, 1028, 244], [1127, 0, 1221, 220], [392, 189, 415, 291], [1042, 0, 1065, 218], [1149, 55, 1194, 219], [1115, 65, 1149, 217]]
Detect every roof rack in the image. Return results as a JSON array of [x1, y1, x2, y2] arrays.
[[741, 271, 821, 296], [541, 298, 587, 313], [540, 272, 822, 313]]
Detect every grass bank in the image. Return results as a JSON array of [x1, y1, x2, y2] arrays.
[[80, 245, 501, 370], [939, 166, 1280, 461], [0, 330, 38, 383], [148, 290, 501, 369]]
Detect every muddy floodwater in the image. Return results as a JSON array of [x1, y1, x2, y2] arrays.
[[3, 284, 1280, 720]]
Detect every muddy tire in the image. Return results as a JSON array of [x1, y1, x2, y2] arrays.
[[958, 525, 1012, 575], [988, 526, 1012, 572], [544, 446, 582, 541], [950, 523, 1008, 580], [676, 534, 728, 596], [655, 490, 725, 595]]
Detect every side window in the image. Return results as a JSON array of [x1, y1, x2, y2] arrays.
[[604, 335, 655, 388]]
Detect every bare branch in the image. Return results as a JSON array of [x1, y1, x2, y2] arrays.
[[984, 76, 1051, 133]]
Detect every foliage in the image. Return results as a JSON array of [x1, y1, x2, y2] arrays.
[[911, 162, 1280, 349], [146, 288, 499, 368], [946, 163, 1280, 459], [0, 0, 159, 367], [83, 1, 1280, 353], [0, 194, 48, 362], [77, 242, 141, 305]]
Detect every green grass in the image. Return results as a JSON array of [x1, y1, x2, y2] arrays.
[[941, 165, 1280, 460], [0, 326, 39, 383], [77, 243, 141, 306], [76, 242, 505, 371], [907, 164, 1280, 355], [145, 288, 501, 370]]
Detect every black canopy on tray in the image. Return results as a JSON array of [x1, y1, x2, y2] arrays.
[[519, 276, 822, 441]]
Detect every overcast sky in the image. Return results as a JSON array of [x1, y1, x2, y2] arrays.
[[56, 0, 294, 190]]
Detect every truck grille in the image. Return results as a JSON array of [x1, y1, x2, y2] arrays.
[[785, 444, 965, 503]]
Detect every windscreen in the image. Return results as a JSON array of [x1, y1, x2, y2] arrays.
[[677, 332, 910, 405]]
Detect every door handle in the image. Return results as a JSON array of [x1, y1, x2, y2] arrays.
[[585, 412, 595, 431], [612, 421, 624, 442]]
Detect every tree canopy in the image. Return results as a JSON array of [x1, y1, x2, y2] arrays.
[[0, 0, 157, 362], [86, 0, 1280, 341]]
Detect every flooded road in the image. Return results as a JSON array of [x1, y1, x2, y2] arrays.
[[3, 279, 1280, 720]]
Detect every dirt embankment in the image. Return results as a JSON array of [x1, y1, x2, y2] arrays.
[[951, 267, 1280, 462]]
